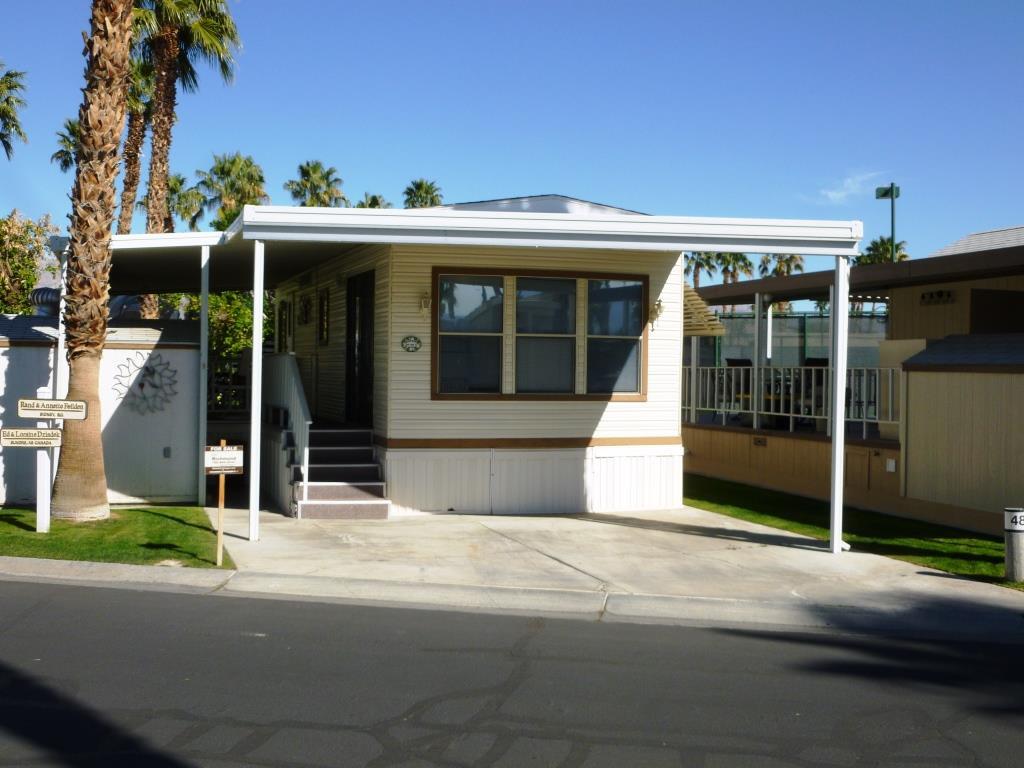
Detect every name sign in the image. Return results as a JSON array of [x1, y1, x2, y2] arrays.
[[1, 429, 63, 448], [18, 399, 88, 420], [205, 445, 244, 475]]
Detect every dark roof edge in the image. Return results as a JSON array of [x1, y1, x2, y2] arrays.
[[698, 245, 1024, 305]]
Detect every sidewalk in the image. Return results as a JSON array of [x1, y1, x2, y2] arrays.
[[3, 505, 1023, 639]]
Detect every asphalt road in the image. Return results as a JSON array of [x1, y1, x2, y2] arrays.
[[0, 581, 1021, 767]]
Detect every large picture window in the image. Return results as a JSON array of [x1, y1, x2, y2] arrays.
[[433, 269, 646, 399], [437, 275, 504, 393], [515, 277, 575, 393]]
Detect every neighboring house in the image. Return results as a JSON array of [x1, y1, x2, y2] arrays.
[[0, 315, 199, 506], [688, 225, 1024, 534], [97, 197, 861, 538]]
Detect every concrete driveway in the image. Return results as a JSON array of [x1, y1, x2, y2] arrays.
[[214, 506, 1024, 638]]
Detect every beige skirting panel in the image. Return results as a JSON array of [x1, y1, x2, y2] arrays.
[[682, 425, 1002, 536]]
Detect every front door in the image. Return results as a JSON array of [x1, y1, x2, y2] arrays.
[[345, 270, 374, 425]]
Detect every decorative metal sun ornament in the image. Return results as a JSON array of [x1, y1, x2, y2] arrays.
[[112, 352, 179, 414]]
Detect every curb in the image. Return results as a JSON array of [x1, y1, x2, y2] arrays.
[[0, 555, 232, 593], [2, 556, 1024, 640]]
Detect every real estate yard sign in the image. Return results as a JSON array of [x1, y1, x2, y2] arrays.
[[205, 443, 244, 567]]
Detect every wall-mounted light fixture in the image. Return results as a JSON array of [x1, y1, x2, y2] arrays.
[[419, 292, 432, 316], [649, 298, 664, 326]]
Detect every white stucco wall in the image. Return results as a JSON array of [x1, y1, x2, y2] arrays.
[[0, 344, 198, 506]]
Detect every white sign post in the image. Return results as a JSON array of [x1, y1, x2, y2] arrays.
[[205, 442, 244, 567], [30, 387, 58, 532]]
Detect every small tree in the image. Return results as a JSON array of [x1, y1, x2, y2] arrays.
[[0, 211, 57, 314]]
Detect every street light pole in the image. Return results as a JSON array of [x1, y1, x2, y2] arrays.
[[875, 183, 900, 261]]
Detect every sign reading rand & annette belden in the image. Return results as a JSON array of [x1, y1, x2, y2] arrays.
[[1, 429, 63, 448], [18, 399, 88, 420]]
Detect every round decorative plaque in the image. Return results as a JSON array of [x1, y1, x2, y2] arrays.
[[400, 335, 422, 352]]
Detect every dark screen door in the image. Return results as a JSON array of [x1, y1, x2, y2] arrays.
[[345, 270, 375, 425]]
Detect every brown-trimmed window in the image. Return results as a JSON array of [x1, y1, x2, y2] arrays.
[[437, 275, 504, 393], [586, 279, 644, 393], [515, 277, 576, 393]]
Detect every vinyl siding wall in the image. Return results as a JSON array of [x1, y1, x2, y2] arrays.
[[386, 244, 683, 440], [274, 243, 390, 432], [905, 370, 1024, 518], [888, 275, 1024, 340]]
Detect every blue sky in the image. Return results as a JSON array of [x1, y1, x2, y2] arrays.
[[2, 1, 1022, 280]]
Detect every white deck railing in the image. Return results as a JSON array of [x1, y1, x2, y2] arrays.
[[263, 354, 312, 514], [683, 365, 900, 439]]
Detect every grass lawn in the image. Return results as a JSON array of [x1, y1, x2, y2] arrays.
[[0, 506, 233, 569], [683, 473, 1021, 591]]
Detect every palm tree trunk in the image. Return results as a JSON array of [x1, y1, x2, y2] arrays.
[[138, 25, 178, 320], [116, 107, 145, 235], [51, 0, 134, 521], [145, 26, 177, 235]]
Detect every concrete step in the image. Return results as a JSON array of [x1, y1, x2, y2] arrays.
[[303, 464, 381, 483], [297, 500, 389, 520], [307, 446, 375, 463], [309, 429, 373, 447], [294, 482, 387, 501]]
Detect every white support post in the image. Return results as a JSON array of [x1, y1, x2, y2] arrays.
[[35, 386, 52, 533], [689, 335, 698, 423], [197, 245, 210, 506], [52, 248, 69, 483], [752, 293, 762, 429], [249, 240, 265, 542], [765, 299, 773, 362], [825, 284, 834, 438], [829, 256, 851, 554]]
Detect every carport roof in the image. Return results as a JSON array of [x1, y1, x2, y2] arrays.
[[107, 205, 863, 294], [697, 225, 1024, 306]]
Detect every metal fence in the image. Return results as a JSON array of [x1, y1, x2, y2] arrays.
[[683, 365, 900, 438]]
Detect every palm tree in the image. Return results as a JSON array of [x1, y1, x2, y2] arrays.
[[757, 253, 805, 312], [137, 172, 204, 231], [717, 253, 754, 285], [0, 60, 28, 160], [135, 0, 239, 235], [51, 0, 135, 521], [684, 252, 717, 289], [284, 160, 348, 207], [50, 118, 81, 173], [116, 57, 155, 234], [403, 178, 442, 208], [194, 152, 268, 231], [856, 236, 909, 265], [758, 253, 805, 278], [355, 192, 392, 209]]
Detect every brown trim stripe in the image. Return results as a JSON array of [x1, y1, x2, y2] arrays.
[[377, 436, 682, 449]]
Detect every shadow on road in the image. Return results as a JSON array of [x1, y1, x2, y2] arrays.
[[0, 659, 192, 767], [717, 594, 1024, 715]]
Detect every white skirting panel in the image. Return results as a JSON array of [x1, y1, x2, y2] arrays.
[[384, 445, 682, 516]]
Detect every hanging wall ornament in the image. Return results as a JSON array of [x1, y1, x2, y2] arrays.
[[112, 351, 179, 414]]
